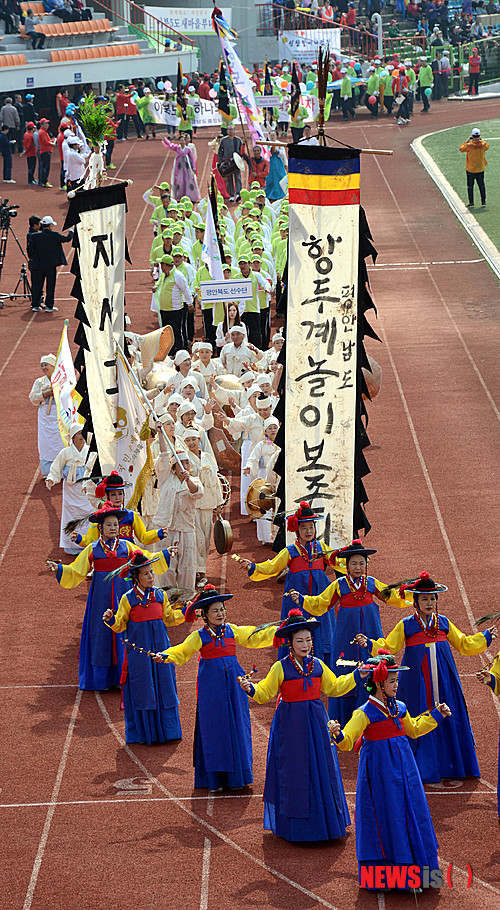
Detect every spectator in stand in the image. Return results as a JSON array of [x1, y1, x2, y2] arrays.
[[468, 46, 481, 94], [0, 97, 20, 143], [347, 2, 356, 25], [23, 7, 45, 48], [388, 20, 400, 37], [322, 0, 334, 24], [396, 0, 406, 20], [439, 0, 449, 38], [0, 125, 15, 184], [430, 25, 444, 45], [407, 1, 419, 18], [0, 0, 16, 34], [38, 118, 55, 187], [22, 121, 38, 184], [461, 0, 472, 14]]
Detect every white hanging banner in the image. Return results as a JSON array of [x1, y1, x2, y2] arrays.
[[285, 147, 360, 547], [67, 184, 128, 473], [278, 28, 342, 64], [148, 97, 233, 128], [115, 354, 147, 490]]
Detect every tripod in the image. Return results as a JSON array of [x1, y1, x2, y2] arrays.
[[0, 221, 32, 307]]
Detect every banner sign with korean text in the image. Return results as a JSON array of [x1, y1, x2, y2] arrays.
[[144, 6, 232, 34], [148, 97, 235, 128], [64, 182, 129, 474], [200, 278, 252, 307], [278, 28, 341, 65], [285, 146, 360, 547], [51, 319, 81, 445]]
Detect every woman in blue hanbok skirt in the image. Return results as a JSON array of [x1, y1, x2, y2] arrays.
[[153, 585, 277, 792], [237, 501, 340, 667], [357, 571, 497, 782], [103, 550, 185, 744], [240, 609, 362, 841], [330, 650, 452, 890], [47, 502, 172, 691]]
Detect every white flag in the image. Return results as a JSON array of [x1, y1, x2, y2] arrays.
[[115, 355, 147, 493], [201, 199, 224, 281], [217, 32, 265, 145], [51, 319, 80, 445]]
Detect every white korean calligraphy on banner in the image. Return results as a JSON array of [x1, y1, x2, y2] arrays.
[[285, 200, 359, 547], [278, 28, 341, 65], [148, 97, 235, 128]]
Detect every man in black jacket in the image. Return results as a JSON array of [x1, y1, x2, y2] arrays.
[[217, 125, 243, 203], [28, 215, 73, 313]]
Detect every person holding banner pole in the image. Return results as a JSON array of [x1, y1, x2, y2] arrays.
[[29, 354, 61, 477], [45, 424, 97, 554]]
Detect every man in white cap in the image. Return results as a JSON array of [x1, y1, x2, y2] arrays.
[[153, 445, 203, 592], [220, 325, 260, 377], [45, 423, 97, 553], [182, 424, 224, 583], [29, 354, 61, 476], [65, 135, 87, 192], [459, 128, 489, 207], [28, 215, 74, 312]]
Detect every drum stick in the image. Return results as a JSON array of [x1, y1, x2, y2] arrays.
[[46, 395, 52, 415]]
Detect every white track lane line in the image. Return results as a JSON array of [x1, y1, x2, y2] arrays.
[[362, 128, 500, 427], [22, 688, 82, 910], [0, 467, 39, 570], [95, 692, 345, 910], [0, 313, 36, 382]]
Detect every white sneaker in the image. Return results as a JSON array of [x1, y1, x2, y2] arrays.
[[4, 179, 16, 183], [396, 119, 404, 124]]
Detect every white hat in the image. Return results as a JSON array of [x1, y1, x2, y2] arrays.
[[41, 215, 57, 226], [387, 64, 394, 71], [229, 325, 246, 337], [191, 342, 202, 353], [340, 68, 347, 74], [420, 56, 427, 61], [198, 342, 213, 353], [471, 127, 481, 137], [177, 399, 197, 418], [67, 135, 81, 146], [173, 349, 191, 366], [180, 375, 199, 391], [264, 416, 279, 429], [255, 374, 271, 387], [404, 59, 412, 66], [182, 425, 200, 439], [368, 66, 375, 72], [70, 422, 83, 438], [247, 385, 261, 397], [63, 129, 73, 138], [167, 392, 183, 406], [272, 332, 283, 343], [256, 395, 273, 409], [433, 25, 439, 30], [188, 85, 196, 92], [40, 353, 56, 366], [171, 449, 190, 467], [143, 87, 151, 94], [240, 370, 255, 384], [156, 411, 175, 425]]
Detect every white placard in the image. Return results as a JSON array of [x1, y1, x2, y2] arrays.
[[200, 279, 252, 304], [144, 6, 231, 34], [285, 186, 359, 547], [149, 97, 234, 128], [278, 28, 341, 64]]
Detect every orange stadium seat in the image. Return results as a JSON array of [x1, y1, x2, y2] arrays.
[[0, 53, 28, 66]]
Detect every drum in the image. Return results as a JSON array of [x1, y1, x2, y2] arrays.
[[218, 158, 238, 178], [245, 478, 276, 518], [214, 518, 233, 554]]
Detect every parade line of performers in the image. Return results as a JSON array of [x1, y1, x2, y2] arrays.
[[31, 168, 500, 891]]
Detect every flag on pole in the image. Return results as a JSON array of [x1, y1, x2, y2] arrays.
[[177, 59, 187, 119], [212, 10, 265, 145], [218, 60, 231, 125], [115, 354, 148, 494], [290, 61, 301, 120], [51, 319, 81, 444], [264, 60, 272, 95]]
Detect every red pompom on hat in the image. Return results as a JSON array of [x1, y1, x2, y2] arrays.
[[399, 571, 447, 598], [286, 500, 321, 533]]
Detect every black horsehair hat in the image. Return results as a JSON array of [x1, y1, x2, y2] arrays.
[[184, 584, 233, 622], [273, 609, 319, 640]]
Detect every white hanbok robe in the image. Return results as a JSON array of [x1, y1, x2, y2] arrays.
[[153, 454, 204, 592], [246, 439, 279, 543], [225, 408, 265, 515], [29, 376, 62, 475], [188, 450, 224, 573], [46, 443, 97, 553]]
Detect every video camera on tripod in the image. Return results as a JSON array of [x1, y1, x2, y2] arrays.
[[0, 197, 31, 309], [0, 198, 20, 229]]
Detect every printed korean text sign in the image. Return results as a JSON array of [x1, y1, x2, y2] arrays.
[[285, 147, 360, 546]]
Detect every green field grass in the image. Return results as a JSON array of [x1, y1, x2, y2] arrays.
[[422, 118, 500, 251]]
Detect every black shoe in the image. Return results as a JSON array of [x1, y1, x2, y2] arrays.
[[466, 202, 474, 208]]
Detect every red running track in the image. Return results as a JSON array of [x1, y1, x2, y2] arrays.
[[0, 100, 499, 910]]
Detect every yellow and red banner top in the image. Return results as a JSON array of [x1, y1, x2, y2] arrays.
[[288, 152, 360, 207]]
